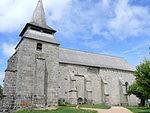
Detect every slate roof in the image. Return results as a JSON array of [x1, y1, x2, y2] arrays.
[[59, 47, 134, 72]]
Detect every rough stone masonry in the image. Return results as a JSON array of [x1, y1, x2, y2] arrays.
[[1, 0, 138, 112]]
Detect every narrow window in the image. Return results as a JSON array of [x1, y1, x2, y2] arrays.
[[37, 43, 42, 51], [125, 82, 128, 93]]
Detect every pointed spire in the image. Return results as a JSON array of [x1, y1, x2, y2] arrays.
[[20, 0, 58, 44], [30, 0, 46, 27]]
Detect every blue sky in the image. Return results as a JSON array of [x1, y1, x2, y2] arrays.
[[0, 0, 150, 85]]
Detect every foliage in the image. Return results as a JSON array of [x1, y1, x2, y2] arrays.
[[15, 108, 97, 113], [125, 106, 150, 113], [15, 104, 111, 113], [0, 85, 3, 100], [134, 58, 150, 99], [79, 104, 111, 109], [60, 104, 111, 109], [127, 58, 150, 106], [127, 82, 148, 100]]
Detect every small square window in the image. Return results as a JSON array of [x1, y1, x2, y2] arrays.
[[37, 43, 42, 51]]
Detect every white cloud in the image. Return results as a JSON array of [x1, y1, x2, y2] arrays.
[[84, 40, 108, 49], [102, 0, 109, 9], [47, 0, 113, 40], [45, 0, 71, 21], [123, 40, 150, 54], [0, 0, 37, 32], [0, 0, 71, 32], [0, 0, 150, 41], [47, 0, 150, 41], [2, 43, 16, 57], [108, 0, 150, 39]]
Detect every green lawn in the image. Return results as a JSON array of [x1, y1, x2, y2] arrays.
[[60, 104, 111, 109], [15, 107, 97, 113], [125, 106, 150, 113], [15, 104, 110, 113]]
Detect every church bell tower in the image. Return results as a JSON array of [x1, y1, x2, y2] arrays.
[[4, 0, 60, 109]]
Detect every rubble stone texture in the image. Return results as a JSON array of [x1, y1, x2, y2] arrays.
[[1, 0, 138, 112]]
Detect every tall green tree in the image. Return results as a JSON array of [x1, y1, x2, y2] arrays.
[[0, 85, 3, 100], [128, 58, 150, 106], [135, 59, 150, 97]]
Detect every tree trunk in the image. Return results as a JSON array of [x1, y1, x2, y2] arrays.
[[140, 99, 145, 107]]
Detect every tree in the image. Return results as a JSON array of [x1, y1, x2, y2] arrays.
[[128, 82, 148, 106], [135, 59, 150, 96], [0, 85, 3, 100], [128, 58, 150, 106]]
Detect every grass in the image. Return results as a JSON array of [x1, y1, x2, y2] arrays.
[[124, 106, 150, 113], [59, 104, 111, 109], [15, 104, 111, 113], [15, 107, 97, 113]]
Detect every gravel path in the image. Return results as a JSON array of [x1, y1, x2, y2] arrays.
[[82, 106, 133, 113]]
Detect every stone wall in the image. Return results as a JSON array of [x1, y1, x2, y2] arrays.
[[2, 52, 18, 112], [58, 63, 138, 106], [2, 37, 138, 112], [58, 63, 103, 105], [100, 68, 138, 105], [14, 37, 59, 109]]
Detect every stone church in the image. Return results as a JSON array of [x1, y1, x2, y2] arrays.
[[2, 0, 138, 111]]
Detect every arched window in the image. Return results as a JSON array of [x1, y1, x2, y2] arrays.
[[36, 43, 42, 51]]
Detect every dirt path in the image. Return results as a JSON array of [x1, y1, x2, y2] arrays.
[[82, 106, 133, 113], [38, 106, 132, 113], [38, 107, 56, 110]]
